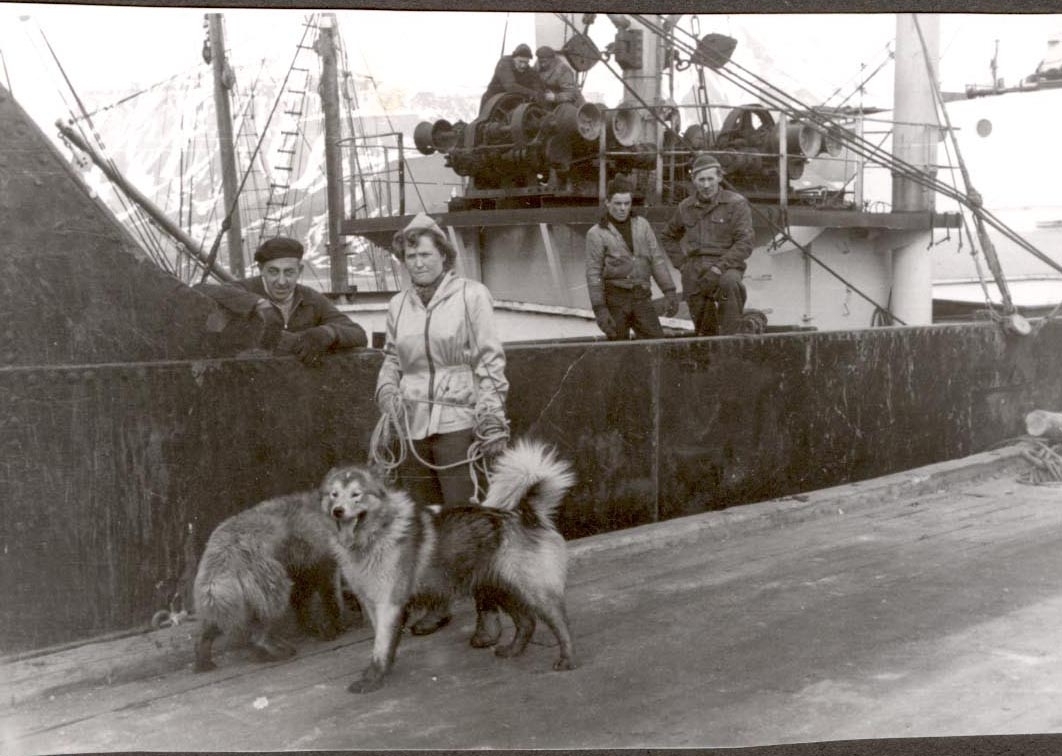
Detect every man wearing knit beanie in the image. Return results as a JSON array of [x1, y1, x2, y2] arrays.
[[535, 45, 584, 106], [661, 152, 755, 336], [480, 42, 545, 115], [585, 174, 679, 340], [196, 236, 367, 363]]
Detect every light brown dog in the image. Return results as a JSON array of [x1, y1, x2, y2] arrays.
[[326, 439, 577, 693]]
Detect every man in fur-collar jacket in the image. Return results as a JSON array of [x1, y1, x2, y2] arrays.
[[585, 175, 679, 340], [661, 153, 755, 336], [480, 43, 544, 114]]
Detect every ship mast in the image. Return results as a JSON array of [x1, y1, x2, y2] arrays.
[[316, 14, 349, 297], [206, 13, 246, 278], [890, 13, 940, 325]]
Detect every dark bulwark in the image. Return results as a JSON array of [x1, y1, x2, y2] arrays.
[[1, 323, 1057, 652], [2, 83, 1059, 654]]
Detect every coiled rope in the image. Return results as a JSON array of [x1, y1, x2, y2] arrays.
[[1018, 438, 1062, 486], [368, 394, 510, 504]]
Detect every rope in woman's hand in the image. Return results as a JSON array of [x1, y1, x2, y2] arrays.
[[368, 393, 510, 503]]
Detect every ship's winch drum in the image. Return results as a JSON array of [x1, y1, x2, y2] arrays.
[[609, 102, 642, 147], [413, 121, 437, 155], [785, 123, 822, 158], [820, 126, 845, 157], [431, 120, 458, 154]]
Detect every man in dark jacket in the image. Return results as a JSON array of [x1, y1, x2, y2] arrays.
[[197, 236, 367, 364], [480, 43, 544, 114], [661, 153, 755, 336], [585, 175, 679, 340]]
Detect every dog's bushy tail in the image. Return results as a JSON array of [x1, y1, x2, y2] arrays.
[[482, 438, 575, 526]]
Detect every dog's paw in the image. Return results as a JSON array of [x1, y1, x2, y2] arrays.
[[193, 659, 217, 673], [347, 674, 384, 694], [251, 645, 296, 663], [316, 624, 342, 642], [494, 643, 521, 659], [469, 630, 499, 648], [553, 656, 578, 671], [410, 612, 451, 636]]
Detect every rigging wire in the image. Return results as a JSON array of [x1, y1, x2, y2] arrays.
[[0, 47, 13, 94], [198, 14, 321, 283], [909, 17, 1006, 318], [338, 67, 384, 289], [909, 14, 1015, 316], [354, 47, 426, 212], [71, 68, 199, 122], [636, 13, 1062, 280], [27, 22, 176, 272], [229, 56, 273, 244], [334, 26, 393, 288], [820, 41, 894, 112]]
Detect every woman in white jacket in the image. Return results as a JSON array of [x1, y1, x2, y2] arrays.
[[374, 212, 510, 509], [373, 213, 510, 634]]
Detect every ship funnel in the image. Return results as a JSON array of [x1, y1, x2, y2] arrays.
[[431, 120, 458, 154]]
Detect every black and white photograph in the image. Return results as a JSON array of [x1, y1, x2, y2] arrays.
[[4, 3, 1062, 753]]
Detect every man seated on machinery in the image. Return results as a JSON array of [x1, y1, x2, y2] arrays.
[[534, 45, 584, 107], [480, 43, 544, 115]]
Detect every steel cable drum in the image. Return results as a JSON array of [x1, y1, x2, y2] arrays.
[[413, 121, 436, 155], [820, 125, 846, 157], [609, 101, 643, 147], [510, 102, 550, 146], [430, 120, 459, 154], [785, 122, 822, 158]]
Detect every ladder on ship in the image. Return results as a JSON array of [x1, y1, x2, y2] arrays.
[[258, 14, 321, 245]]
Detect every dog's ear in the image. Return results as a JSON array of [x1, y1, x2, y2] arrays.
[[320, 466, 340, 493], [365, 460, 392, 487]]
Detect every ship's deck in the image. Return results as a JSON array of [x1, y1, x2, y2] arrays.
[[5, 447, 1062, 752]]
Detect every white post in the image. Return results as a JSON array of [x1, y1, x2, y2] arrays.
[[778, 111, 788, 209], [889, 13, 939, 326]]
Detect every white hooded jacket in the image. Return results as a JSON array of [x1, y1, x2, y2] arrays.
[[375, 271, 508, 440]]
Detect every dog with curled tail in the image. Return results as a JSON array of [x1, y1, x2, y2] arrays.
[[326, 438, 578, 693]]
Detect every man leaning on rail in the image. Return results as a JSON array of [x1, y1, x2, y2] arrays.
[[196, 236, 368, 364], [661, 153, 755, 337]]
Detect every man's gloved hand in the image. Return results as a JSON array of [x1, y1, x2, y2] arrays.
[[594, 305, 617, 338], [663, 290, 681, 318], [479, 435, 509, 461], [701, 264, 724, 299], [289, 326, 335, 365], [376, 386, 404, 418], [254, 300, 285, 350]]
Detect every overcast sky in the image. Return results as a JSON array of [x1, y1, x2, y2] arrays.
[[1, 5, 1060, 134]]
